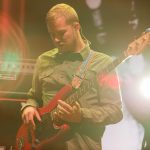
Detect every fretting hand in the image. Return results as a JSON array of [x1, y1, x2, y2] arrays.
[[54, 100, 82, 123]]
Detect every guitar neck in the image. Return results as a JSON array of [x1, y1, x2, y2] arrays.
[[65, 52, 130, 104]]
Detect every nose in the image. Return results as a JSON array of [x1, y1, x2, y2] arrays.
[[51, 34, 61, 44], [54, 36, 60, 43]]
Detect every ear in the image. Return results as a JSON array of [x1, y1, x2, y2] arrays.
[[73, 22, 80, 30]]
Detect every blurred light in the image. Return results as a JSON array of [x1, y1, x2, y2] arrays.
[[3, 50, 20, 62], [98, 73, 119, 89], [139, 77, 150, 99], [85, 0, 102, 9], [0, 50, 21, 73]]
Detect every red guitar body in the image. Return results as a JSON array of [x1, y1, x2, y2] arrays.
[[15, 84, 73, 150]]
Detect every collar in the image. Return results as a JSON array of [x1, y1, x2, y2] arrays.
[[56, 44, 91, 62]]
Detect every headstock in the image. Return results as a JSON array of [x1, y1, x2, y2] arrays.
[[125, 28, 150, 57]]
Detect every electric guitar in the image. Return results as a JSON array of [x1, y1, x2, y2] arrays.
[[15, 29, 150, 150]]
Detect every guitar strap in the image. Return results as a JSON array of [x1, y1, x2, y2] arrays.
[[71, 50, 94, 89]]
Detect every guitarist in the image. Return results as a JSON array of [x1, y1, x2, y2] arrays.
[[21, 3, 123, 150]]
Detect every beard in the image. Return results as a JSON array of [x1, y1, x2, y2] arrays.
[[56, 40, 76, 53]]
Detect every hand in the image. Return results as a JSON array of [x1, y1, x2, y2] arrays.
[[22, 106, 41, 128], [55, 100, 82, 123]]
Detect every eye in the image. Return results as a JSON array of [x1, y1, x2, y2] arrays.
[[50, 30, 66, 40]]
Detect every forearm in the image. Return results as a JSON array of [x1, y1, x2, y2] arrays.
[[73, 103, 123, 141], [79, 69, 123, 125], [21, 58, 42, 111], [80, 103, 123, 125]]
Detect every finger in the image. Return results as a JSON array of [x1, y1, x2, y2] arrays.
[[58, 100, 73, 112], [73, 102, 81, 112], [22, 112, 30, 124], [35, 111, 42, 122], [74, 101, 80, 108], [58, 100, 72, 109], [58, 110, 64, 118], [28, 113, 35, 128], [53, 111, 61, 122], [21, 113, 25, 122], [57, 104, 72, 115]]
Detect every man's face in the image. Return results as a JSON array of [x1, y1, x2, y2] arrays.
[[48, 16, 78, 53]]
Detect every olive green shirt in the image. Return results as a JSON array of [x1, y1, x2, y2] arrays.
[[22, 45, 123, 150]]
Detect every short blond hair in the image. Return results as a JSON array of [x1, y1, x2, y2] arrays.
[[46, 3, 79, 25]]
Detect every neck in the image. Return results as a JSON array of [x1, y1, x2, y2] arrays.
[[74, 34, 86, 53]]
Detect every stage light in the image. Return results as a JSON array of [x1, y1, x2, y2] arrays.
[[85, 0, 102, 10], [139, 77, 150, 99]]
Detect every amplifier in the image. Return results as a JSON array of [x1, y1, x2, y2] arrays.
[[0, 59, 36, 147], [0, 59, 35, 100]]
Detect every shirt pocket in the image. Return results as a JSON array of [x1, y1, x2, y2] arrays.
[[39, 68, 66, 91], [39, 68, 54, 80]]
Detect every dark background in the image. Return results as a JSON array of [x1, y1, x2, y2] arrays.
[[1, 0, 150, 57]]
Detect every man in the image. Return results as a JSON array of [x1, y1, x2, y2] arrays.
[[21, 3, 123, 150]]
